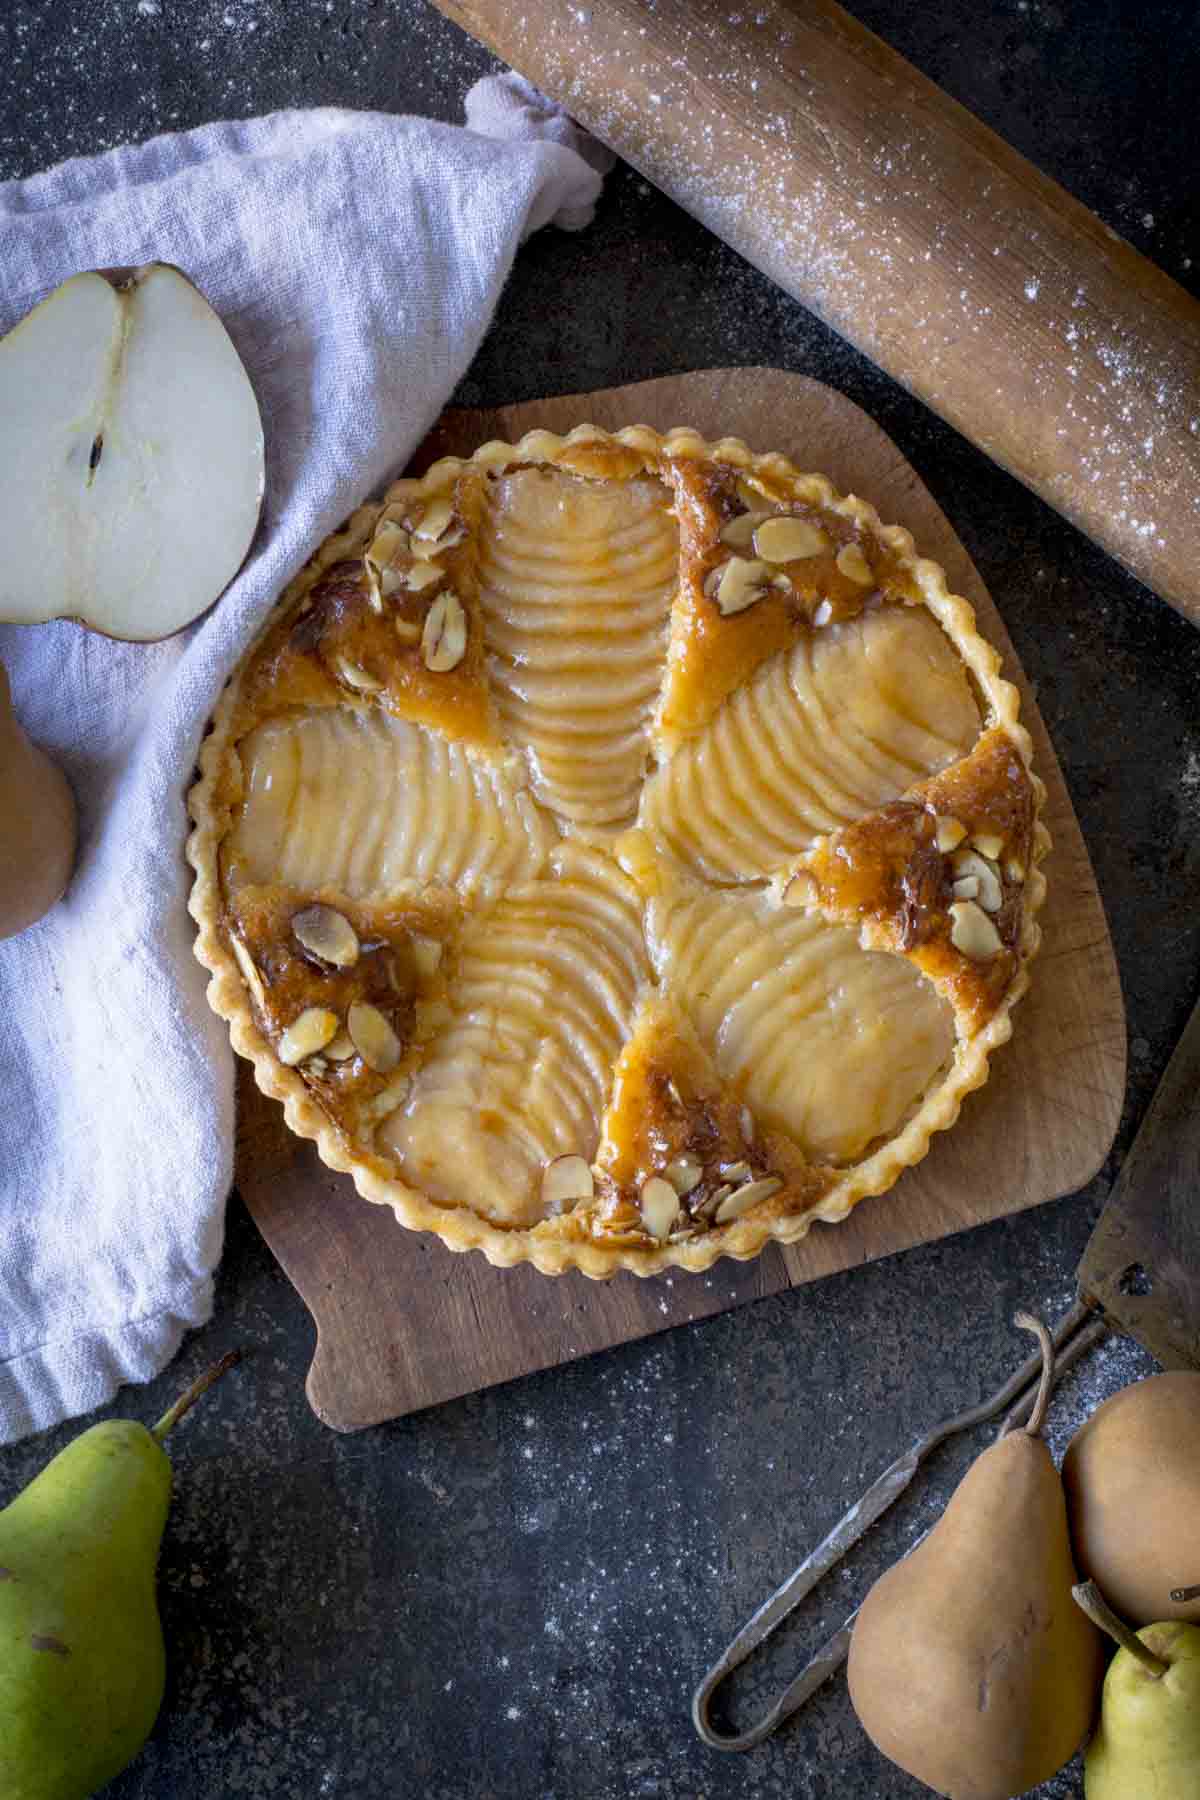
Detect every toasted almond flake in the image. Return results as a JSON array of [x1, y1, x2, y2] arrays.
[[278, 1007, 339, 1066], [404, 558, 445, 592], [640, 1176, 680, 1240], [347, 1001, 402, 1073], [719, 510, 769, 550], [836, 541, 873, 585], [698, 1183, 734, 1217], [812, 599, 834, 627], [541, 1153, 595, 1211], [230, 935, 267, 1008], [754, 515, 828, 563], [293, 904, 359, 969], [736, 477, 767, 510], [334, 656, 383, 694], [719, 1159, 752, 1183], [410, 933, 443, 979], [935, 815, 968, 853], [973, 831, 1005, 861], [411, 496, 456, 545], [324, 1030, 357, 1062], [422, 590, 468, 673], [712, 556, 771, 616], [366, 520, 410, 569], [664, 1155, 703, 1197], [771, 573, 791, 590], [716, 1175, 784, 1223], [952, 849, 1003, 913], [783, 869, 818, 909], [949, 900, 1003, 960], [740, 1105, 755, 1143], [307, 1056, 329, 1075], [394, 617, 421, 644], [952, 875, 981, 901]]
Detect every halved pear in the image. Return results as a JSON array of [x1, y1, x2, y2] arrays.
[[0, 263, 265, 641]]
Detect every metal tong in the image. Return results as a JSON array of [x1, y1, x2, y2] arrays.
[[691, 1300, 1109, 1752]]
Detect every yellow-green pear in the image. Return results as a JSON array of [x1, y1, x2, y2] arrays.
[[1074, 1582, 1200, 1798], [0, 1353, 239, 1800], [847, 1313, 1105, 1799]]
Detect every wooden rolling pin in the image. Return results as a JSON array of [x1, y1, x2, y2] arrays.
[[437, 0, 1200, 626]]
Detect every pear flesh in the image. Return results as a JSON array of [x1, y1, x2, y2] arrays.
[[0, 264, 264, 641], [1064, 1371, 1200, 1627], [0, 1420, 170, 1800], [847, 1317, 1105, 1800], [1084, 1620, 1200, 1799]]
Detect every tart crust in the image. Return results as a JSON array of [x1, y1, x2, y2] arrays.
[[187, 423, 1049, 1278]]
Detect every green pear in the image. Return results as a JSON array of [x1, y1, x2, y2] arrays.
[[0, 1353, 239, 1800], [1074, 1581, 1200, 1799], [847, 1313, 1105, 1799]]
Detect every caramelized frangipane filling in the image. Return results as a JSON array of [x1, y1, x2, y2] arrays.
[[204, 427, 1043, 1258]]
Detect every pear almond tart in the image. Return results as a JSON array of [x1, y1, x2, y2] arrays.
[[187, 424, 1048, 1277]]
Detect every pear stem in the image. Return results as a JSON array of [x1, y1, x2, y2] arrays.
[[1010, 1310, 1054, 1439], [150, 1350, 242, 1443], [1072, 1581, 1170, 1677]]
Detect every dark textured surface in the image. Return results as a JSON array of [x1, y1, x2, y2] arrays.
[[2, 2, 1199, 1796]]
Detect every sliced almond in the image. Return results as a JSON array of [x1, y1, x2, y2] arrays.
[[334, 656, 383, 694], [952, 849, 1003, 913], [541, 1153, 594, 1212], [935, 815, 968, 853], [715, 556, 771, 616], [366, 520, 409, 570], [698, 1183, 734, 1218], [812, 599, 833, 627], [719, 1159, 752, 1184], [754, 516, 828, 563], [293, 904, 359, 969], [640, 1175, 680, 1240], [952, 875, 981, 902], [404, 558, 445, 593], [739, 1105, 755, 1143], [324, 1030, 357, 1062], [229, 934, 267, 1009], [278, 1006, 339, 1067], [782, 870, 818, 909], [411, 496, 456, 547], [972, 831, 1005, 861], [736, 477, 767, 510], [422, 590, 467, 673], [347, 1001, 402, 1073], [949, 899, 1003, 961], [410, 933, 443, 979], [836, 541, 874, 585], [719, 510, 769, 550], [664, 1154, 703, 1197], [715, 1175, 783, 1223], [394, 617, 421, 644]]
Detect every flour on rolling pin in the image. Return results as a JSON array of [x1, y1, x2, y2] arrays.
[[436, 0, 1200, 623]]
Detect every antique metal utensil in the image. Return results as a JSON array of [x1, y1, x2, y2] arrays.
[[693, 986, 1200, 1752]]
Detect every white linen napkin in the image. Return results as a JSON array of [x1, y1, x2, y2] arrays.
[[0, 81, 610, 1445]]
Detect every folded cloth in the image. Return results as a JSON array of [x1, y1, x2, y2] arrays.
[[0, 80, 609, 1445]]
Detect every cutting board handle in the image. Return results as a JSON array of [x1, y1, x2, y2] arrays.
[[438, 0, 1200, 627]]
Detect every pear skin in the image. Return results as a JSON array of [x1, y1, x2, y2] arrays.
[[0, 1421, 170, 1800], [847, 1315, 1105, 1800], [1064, 1371, 1200, 1627], [0, 1352, 239, 1800], [1084, 1620, 1200, 1798]]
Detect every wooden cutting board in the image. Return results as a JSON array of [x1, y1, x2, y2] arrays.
[[235, 367, 1126, 1432]]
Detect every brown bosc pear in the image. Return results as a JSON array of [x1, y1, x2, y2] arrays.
[[847, 1313, 1106, 1800], [0, 660, 77, 941]]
